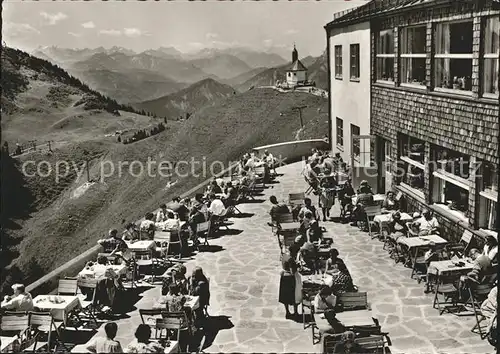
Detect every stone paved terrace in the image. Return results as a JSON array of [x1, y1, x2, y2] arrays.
[[72, 161, 494, 354]]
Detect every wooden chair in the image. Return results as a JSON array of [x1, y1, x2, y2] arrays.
[[140, 229, 155, 241], [432, 275, 459, 315], [337, 292, 368, 311], [322, 333, 343, 353], [25, 312, 68, 353], [288, 193, 305, 208], [139, 309, 164, 330], [76, 278, 100, 325], [447, 230, 474, 259], [156, 230, 183, 260], [468, 277, 496, 338], [0, 312, 30, 351], [195, 221, 211, 250], [364, 205, 382, 239], [253, 166, 267, 188], [57, 278, 78, 296], [355, 335, 387, 354], [301, 284, 323, 331], [134, 249, 160, 284], [155, 314, 184, 348]]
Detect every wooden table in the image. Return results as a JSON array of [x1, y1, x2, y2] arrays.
[[398, 235, 448, 276], [373, 212, 412, 226], [352, 194, 385, 205], [279, 222, 300, 231], [164, 340, 179, 353], [126, 240, 156, 252], [77, 264, 127, 280], [1, 336, 19, 353], [153, 295, 200, 311], [32, 295, 80, 325], [315, 309, 376, 330], [302, 274, 333, 287], [427, 259, 474, 276]]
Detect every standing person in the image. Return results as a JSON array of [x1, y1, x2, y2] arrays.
[[278, 258, 302, 319], [86, 322, 123, 353], [319, 176, 337, 221], [189, 267, 210, 323]]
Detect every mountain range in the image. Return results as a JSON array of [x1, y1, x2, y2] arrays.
[[32, 46, 291, 103]]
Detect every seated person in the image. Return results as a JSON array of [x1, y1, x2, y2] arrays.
[[1, 284, 34, 311], [382, 191, 399, 211], [299, 210, 314, 234], [125, 324, 165, 353], [483, 235, 498, 263], [191, 194, 208, 218], [263, 150, 276, 173], [307, 221, 323, 243], [460, 249, 494, 298], [208, 194, 226, 217], [313, 286, 337, 314], [139, 213, 156, 238], [481, 283, 497, 333], [86, 321, 123, 353], [188, 204, 207, 238], [222, 182, 238, 206], [122, 223, 139, 241], [161, 211, 180, 231], [298, 198, 319, 221], [207, 179, 222, 195], [164, 284, 187, 312], [416, 210, 439, 235], [268, 196, 290, 224], [167, 197, 191, 222], [351, 186, 374, 228], [297, 241, 318, 274], [324, 248, 349, 276], [356, 180, 373, 195], [388, 212, 408, 235], [329, 262, 355, 294], [333, 331, 363, 354], [408, 221, 421, 236], [156, 204, 169, 223], [98, 229, 128, 253]]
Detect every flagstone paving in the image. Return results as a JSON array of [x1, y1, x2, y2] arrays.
[[72, 161, 494, 353]]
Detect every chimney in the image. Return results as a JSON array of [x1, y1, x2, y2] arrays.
[[292, 44, 298, 63]]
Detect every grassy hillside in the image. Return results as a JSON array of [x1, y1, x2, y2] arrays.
[[1, 47, 158, 145], [134, 78, 236, 119], [2, 87, 328, 293]]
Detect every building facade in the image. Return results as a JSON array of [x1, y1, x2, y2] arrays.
[[326, 0, 499, 244]]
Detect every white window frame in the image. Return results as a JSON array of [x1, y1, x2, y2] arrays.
[[336, 117, 344, 148], [376, 29, 395, 84], [398, 134, 425, 197], [350, 43, 360, 80], [400, 26, 427, 88], [482, 16, 500, 99], [433, 20, 474, 95], [335, 45, 343, 79]]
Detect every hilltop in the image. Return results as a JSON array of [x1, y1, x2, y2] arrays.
[[0, 46, 158, 145], [134, 78, 237, 119], [1, 85, 327, 294], [237, 52, 328, 92]]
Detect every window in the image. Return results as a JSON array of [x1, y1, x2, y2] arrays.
[[434, 20, 473, 92], [400, 26, 427, 86], [376, 29, 395, 82], [398, 134, 425, 196], [336, 118, 344, 147], [350, 44, 360, 79], [335, 45, 343, 78], [433, 147, 470, 179], [483, 16, 499, 98], [431, 145, 470, 216], [479, 161, 497, 230], [351, 124, 360, 160], [384, 140, 393, 174]]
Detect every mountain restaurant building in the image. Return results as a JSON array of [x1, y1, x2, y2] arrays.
[[325, 0, 499, 244]]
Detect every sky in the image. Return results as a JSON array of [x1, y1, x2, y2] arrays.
[[2, 0, 366, 57]]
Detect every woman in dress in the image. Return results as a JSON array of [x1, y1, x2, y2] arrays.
[[319, 175, 337, 221], [329, 261, 355, 294], [189, 267, 210, 323], [382, 191, 399, 211], [278, 258, 302, 319], [324, 248, 349, 276]]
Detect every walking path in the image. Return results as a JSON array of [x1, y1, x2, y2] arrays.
[[73, 161, 493, 353]]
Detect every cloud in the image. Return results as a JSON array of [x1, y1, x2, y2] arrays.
[[99, 29, 122, 36], [188, 42, 204, 49], [4, 23, 41, 36], [209, 40, 240, 49], [68, 32, 82, 37], [206, 33, 218, 40], [81, 21, 95, 29], [262, 39, 274, 47], [123, 28, 150, 38], [40, 11, 67, 25], [285, 29, 298, 35]]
